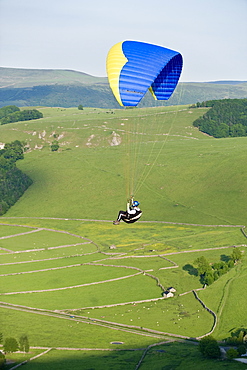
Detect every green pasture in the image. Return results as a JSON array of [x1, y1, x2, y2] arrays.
[[1, 105, 247, 366], [140, 342, 247, 370], [0, 105, 198, 149], [95, 256, 174, 270], [0, 225, 34, 237], [3, 348, 46, 370], [4, 105, 247, 224], [0, 307, 159, 349], [0, 253, 104, 275], [6, 343, 247, 370], [73, 292, 214, 338], [0, 264, 140, 293], [157, 248, 243, 296], [168, 246, 236, 266], [0, 219, 246, 343], [0, 229, 90, 252], [215, 263, 247, 339], [153, 266, 201, 294], [141, 246, 245, 295], [1, 274, 161, 310], [83, 224, 245, 257], [73, 222, 245, 254], [5, 137, 247, 222], [20, 348, 142, 370], [1, 219, 245, 255], [199, 259, 247, 340], [0, 244, 97, 265]]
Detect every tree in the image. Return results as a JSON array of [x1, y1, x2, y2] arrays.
[[203, 271, 214, 286], [199, 336, 221, 359], [194, 256, 212, 284], [193, 99, 247, 138], [237, 344, 246, 356], [0, 140, 32, 216], [1, 140, 26, 162], [78, 104, 84, 110], [231, 247, 242, 263], [19, 335, 29, 353], [226, 329, 247, 345], [194, 256, 211, 276], [0, 105, 20, 119], [51, 140, 59, 152], [0, 352, 5, 369], [226, 348, 238, 359], [3, 337, 19, 353], [229, 123, 246, 137], [0, 108, 43, 125], [227, 259, 234, 268], [212, 261, 229, 281]]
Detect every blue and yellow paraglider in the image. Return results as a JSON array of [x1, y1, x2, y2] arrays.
[[106, 40, 183, 107]]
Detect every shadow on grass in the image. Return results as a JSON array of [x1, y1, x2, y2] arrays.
[[9, 342, 246, 370], [220, 254, 231, 263], [5, 349, 142, 370], [183, 264, 198, 276]]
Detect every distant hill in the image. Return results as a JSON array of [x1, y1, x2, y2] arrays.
[[206, 80, 247, 85], [0, 67, 106, 88], [0, 67, 247, 108]]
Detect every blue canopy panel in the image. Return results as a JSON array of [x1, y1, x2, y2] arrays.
[[151, 53, 183, 100], [118, 41, 183, 106]]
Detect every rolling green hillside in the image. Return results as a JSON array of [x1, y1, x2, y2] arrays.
[[1, 105, 246, 369], [0, 104, 246, 225], [0, 67, 247, 108]]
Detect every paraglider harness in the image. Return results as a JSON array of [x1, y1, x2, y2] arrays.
[[114, 198, 142, 224]]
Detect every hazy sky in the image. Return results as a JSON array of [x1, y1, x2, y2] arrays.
[[0, 0, 246, 81]]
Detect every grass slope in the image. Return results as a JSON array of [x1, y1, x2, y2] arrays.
[[1, 105, 247, 224], [1, 105, 247, 369]]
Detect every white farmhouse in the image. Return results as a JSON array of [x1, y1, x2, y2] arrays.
[[162, 290, 174, 298], [167, 287, 176, 293]]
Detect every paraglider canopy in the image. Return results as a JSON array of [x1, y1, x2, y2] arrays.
[[106, 40, 183, 107]]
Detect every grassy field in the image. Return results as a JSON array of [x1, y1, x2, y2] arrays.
[[71, 292, 214, 338], [1, 106, 246, 224], [0, 264, 142, 293], [138, 342, 247, 370], [11, 344, 247, 370], [1, 105, 247, 368]]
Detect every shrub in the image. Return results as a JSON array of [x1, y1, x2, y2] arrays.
[[237, 344, 246, 356], [226, 348, 238, 359], [3, 337, 19, 353], [199, 336, 221, 359], [0, 352, 5, 369], [51, 140, 59, 151]]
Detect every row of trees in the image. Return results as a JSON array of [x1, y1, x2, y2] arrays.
[[192, 99, 247, 138], [0, 105, 43, 125], [0, 140, 33, 215], [0, 105, 20, 119], [2, 335, 29, 353], [193, 248, 242, 286], [226, 329, 247, 345], [0, 333, 29, 368]]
